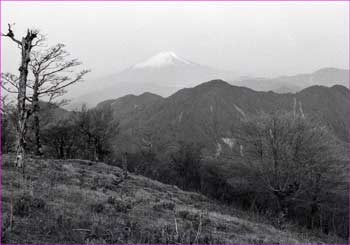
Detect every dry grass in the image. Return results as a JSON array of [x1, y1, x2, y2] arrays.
[[1, 154, 345, 244]]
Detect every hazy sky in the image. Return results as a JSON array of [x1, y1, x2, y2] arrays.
[[1, 1, 349, 79]]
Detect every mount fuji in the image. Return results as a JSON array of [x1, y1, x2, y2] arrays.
[[132, 51, 195, 69], [66, 52, 236, 109]]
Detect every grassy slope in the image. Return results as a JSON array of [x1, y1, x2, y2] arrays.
[[1, 155, 342, 244]]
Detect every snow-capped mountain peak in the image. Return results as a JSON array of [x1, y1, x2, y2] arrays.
[[133, 51, 194, 69]]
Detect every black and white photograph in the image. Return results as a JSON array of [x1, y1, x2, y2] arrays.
[[1, 1, 349, 244]]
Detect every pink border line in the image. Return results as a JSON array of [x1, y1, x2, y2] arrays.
[[1, 0, 3, 245], [0, 0, 349, 245], [0, 0, 349, 1], [348, 0, 350, 243]]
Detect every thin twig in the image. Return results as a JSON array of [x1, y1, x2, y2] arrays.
[[174, 212, 179, 238], [193, 211, 203, 244], [72, 228, 91, 232]]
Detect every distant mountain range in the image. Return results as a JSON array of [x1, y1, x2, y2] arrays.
[[95, 80, 348, 156], [66, 52, 348, 109], [67, 52, 236, 109], [233, 67, 349, 93]]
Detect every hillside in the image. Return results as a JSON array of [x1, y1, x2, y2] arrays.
[[98, 80, 348, 155], [1, 155, 342, 244]]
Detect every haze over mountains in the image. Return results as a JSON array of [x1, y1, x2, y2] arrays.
[[66, 52, 349, 109], [234, 67, 349, 93], [67, 52, 236, 109]]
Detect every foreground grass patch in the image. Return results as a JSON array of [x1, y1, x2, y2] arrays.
[[1, 155, 345, 244]]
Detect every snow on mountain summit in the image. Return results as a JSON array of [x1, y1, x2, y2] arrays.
[[133, 51, 194, 69]]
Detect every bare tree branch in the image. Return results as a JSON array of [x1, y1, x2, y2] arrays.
[[38, 69, 90, 95], [27, 43, 90, 156], [31, 33, 46, 48], [1, 23, 22, 46]]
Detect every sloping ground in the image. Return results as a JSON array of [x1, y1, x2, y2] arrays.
[[1, 155, 344, 244]]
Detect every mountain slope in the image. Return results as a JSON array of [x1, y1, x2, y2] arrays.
[[295, 84, 348, 141], [96, 92, 164, 127], [1, 155, 335, 244], [98, 80, 348, 155]]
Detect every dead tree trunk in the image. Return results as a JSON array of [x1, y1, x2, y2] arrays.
[[16, 31, 38, 170], [2, 25, 38, 171]]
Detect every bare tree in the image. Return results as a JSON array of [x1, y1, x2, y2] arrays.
[[233, 111, 345, 224], [2, 42, 89, 156], [29, 43, 90, 155], [1, 24, 41, 170]]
